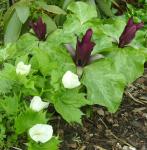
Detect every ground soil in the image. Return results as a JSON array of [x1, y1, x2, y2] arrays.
[[51, 70, 147, 150]]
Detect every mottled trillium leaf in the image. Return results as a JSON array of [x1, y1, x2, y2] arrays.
[[108, 47, 145, 84], [101, 16, 126, 42], [17, 33, 38, 49], [50, 90, 87, 124], [82, 59, 126, 113], [67, 2, 97, 24]]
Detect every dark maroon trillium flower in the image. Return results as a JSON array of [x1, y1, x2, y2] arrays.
[[30, 17, 47, 41], [75, 28, 95, 66], [118, 18, 144, 48]]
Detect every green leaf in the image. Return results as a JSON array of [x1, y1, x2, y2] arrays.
[[47, 29, 76, 46], [96, 0, 113, 17], [15, 5, 30, 23], [35, 49, 57, 76], [51, 90, 87, 123], [82, 59, 126, 112], [0, 79, 13, 94], [0, 63, 17, 81], [28, 137, 60, 150], [4, 11, 22, 44], [63, 15, 81, 34], [0, 63, 16, 93], [36, 1, 66, 15], [108, 47, 145, 84], [101, 16, 126, 41], [46, 5, 66, 15], [38, 43, 76, 89], [16, 33, 38, 53], [15, 109, 47, 134], [42, 13, 57, 35], [67, 2, 97, 24], [0, 96, 19, 116]]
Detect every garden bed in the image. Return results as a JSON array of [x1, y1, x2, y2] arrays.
[[52, 71, 147, 150]]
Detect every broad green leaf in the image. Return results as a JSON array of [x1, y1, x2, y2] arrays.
[[92, 35, 112, 54], [15, 5, 30, 23], [47, 29, 76, 45], [0, 63, 17, 81], [0, 63, 16, 93], [0, 79, 13, 94], [130, 30, 146, 49], [82, 59, 126, 112], [35, 49, 57, 76], [67, 2, 97, 24], [101, 16, 126, 41], [16, 33, 38, 54], [28, 137, 60, 150], [63, 15, 81, 34], [46, 5, 66, 15], [0, 44, 11, 62], [4, 5, 15, 26], [38, 43, 76, 89], [0, 96, 19, 116], [15, 109, 47, 134], [96, 0, 113, 17], [62, 0, 75, 9], [51, 90, 87, 123], [42, 13, 57, 34], [4, 11, 22, 44], [108, 47, 145, 84], [35, 1, 66, 15]]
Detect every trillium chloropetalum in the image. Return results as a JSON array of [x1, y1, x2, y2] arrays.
[[30, 17, 47, 41], [16, 61, 31, 76], [118, 17, 144, 48], [29, 124, 53, 143], [75, 28, 95, 66], [30, 96, 49, 112], [62, 71, 81, 89]]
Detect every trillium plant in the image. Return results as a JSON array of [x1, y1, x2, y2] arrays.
[[0, 1, 147, 150]]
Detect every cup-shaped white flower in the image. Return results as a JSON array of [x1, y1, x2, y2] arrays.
[[16, 61, 31, 75], [29, 124, 53, 143], [30, 96, 49, 112], [62, 71, 81, 89]]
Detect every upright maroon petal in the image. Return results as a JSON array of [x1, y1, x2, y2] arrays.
[[82, 28, 93, 43], [29, 17, 47, 41], [127, 18, 134, 27], [75, 29, 95, 66], [135, 22, 144, 30]]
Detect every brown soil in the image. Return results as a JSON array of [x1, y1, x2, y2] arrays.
[[51, 70, 147, 150]]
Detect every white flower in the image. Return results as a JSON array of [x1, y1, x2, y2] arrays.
[[16, 61, 31, 75], [30, 96, 49, 112], [123, 146, 136, 150], [29, 124, 53, 143], [62, 71, 81, 89]]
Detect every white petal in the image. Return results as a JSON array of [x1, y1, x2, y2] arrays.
[[29, 124, 53, 143], [62, 71, 81, 89], [30, 96, 49, 112], [16, 61, 31, 75]]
